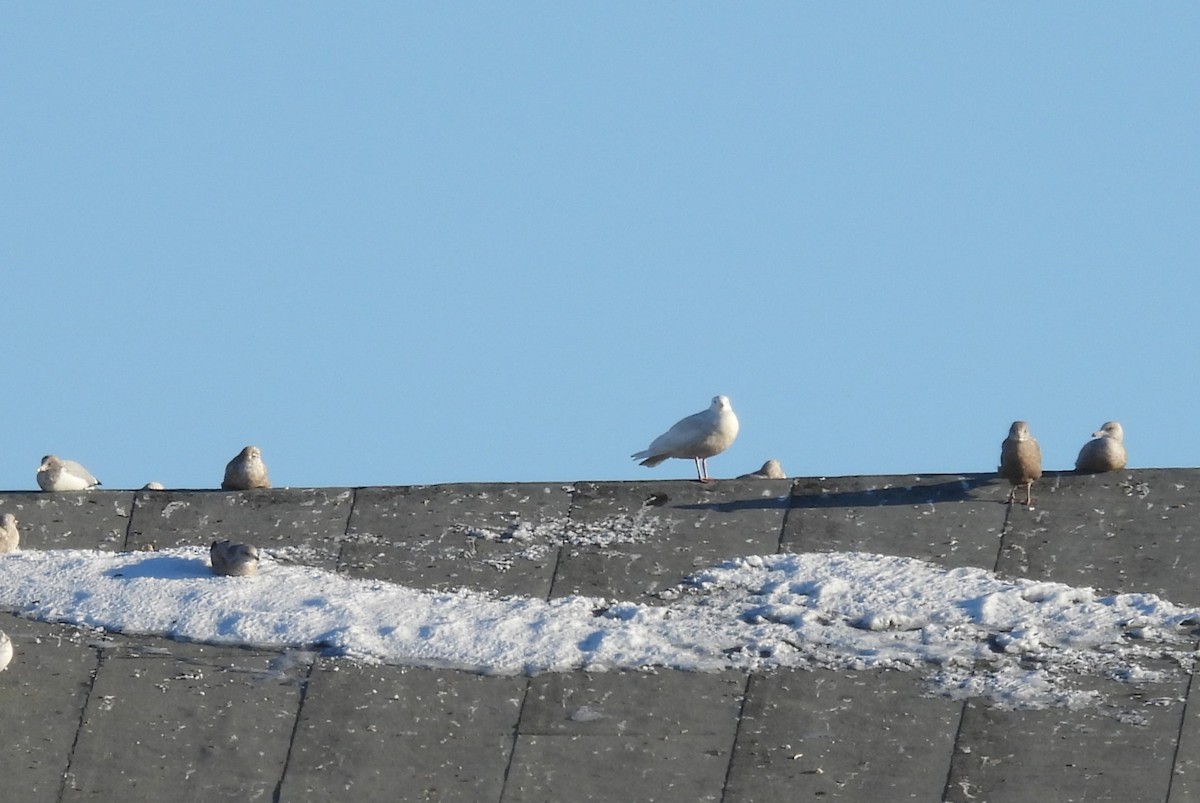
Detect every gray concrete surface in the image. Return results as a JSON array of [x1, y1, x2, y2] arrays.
[[1, 469, 1198, 801]]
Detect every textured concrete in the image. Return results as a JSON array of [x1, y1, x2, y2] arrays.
[[725, 667, 962, 801], [282, 664, 524, 802], [127, 487, 355, 571], [505, 670, 745, 803], [554, 479, 791, 602], [342, 484, 571, 598], [61, 640, 307, 802], [1, 470, 1199, 802], [0, 491, 136, 551], [944, 669, 1189, 803]]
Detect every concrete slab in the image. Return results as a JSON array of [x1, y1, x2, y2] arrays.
[[1170, 673, 1200, 803], [126, 488, 354, 571], [997, 469, 1200, 603], [0, 613, 100, 803], [3, 473, 1200, 803], [723, 667, 961, 802], [0, 491, 136, 551], [502, 732, 732, 803], [783, 474, 1005, 570], [520, 669, 746, 736], [944, 668, 1189, 803], [280, 661, 525, 802], [340, 483, 571, 597], [949, 471, 1200, 801], [60, 639, 308, 802], [552, 480, 791, 602], [503, 668, 745, 802]]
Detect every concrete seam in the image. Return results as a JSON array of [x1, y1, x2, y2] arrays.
[[270, 653, 319, 803], [498, 677, 533, 803], [498, 483, 577, 801], [56, 647, 106, 803], [545, 543, 567, 601], [722, 481, 792, 800], [543, 482, 577, 602], [943, 496, 1010, 801], [992, 500, 1016, 575], [775, 479, 800, 554], [333, 487, 359, 572], [938, 699, 972, 803], [121, 491, 140, 552], [717, 672, 755, 803], [1165, 646, 1198, 802]]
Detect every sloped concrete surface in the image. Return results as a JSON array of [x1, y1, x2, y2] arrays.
[[1, 469, 1198, 802]]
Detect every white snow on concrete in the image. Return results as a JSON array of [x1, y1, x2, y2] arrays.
[[1, 546, 1196, 709]]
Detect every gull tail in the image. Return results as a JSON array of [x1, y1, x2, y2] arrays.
[[631, 451, 667, 467]]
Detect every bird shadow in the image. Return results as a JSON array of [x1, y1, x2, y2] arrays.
[[790, 475, 995, 509], [672, 475, 996, 513], [107, 555, 212, 581], [672, 494, 794, 513]]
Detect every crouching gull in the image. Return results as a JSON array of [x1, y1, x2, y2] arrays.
[[1075, 421, 1127, 473], [739, 459, 786, 479], [0, 513, 18, 553], [222, 446, 271, 490], [36, 455, 101, 492]]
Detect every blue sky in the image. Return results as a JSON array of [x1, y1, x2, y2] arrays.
[[3, 4, 1197, 490]]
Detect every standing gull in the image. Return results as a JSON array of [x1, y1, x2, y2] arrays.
[[632, 395, 740, 482], [36, 455, 101, 492], [1075, 421, 1128, 473], [999, 421, 1042, 505], [0, 513, 18, 553], [222, 446, 271, 490]]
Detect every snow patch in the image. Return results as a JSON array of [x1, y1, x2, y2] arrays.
[[0, 547, 1196, 710]]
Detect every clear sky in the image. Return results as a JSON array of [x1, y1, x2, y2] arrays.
[[3, 4, 1197, 490]]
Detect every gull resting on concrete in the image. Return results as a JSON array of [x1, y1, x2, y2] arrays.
[[738, 459, 786, 479], [36, 455, 101, 492], [222, 446, 271, 490], [1075, 421, 1127, 473]]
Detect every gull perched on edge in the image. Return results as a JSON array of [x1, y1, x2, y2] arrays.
[[632, 395, 740, 482], [998, 421, 1042, 505], [36, 455, 101, 492], [222, 446, 271, 490], [1075, 421, 1128, 473], [0, 513, 18, 553]]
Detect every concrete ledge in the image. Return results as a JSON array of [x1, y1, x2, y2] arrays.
[[2, 469, 1198, 802]]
